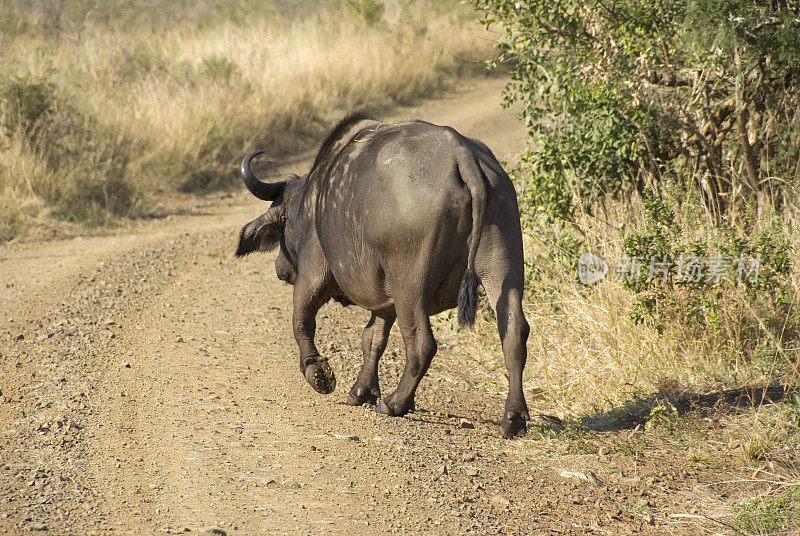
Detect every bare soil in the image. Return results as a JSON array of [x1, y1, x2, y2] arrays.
[[0, 78, 775, 535]]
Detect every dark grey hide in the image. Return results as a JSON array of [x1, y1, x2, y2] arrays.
[[235, 112, 530, 437]]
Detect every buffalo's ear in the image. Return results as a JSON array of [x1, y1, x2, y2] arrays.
[[235, 208, 283, 256]]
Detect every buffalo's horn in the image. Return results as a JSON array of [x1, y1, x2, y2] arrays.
[[241, 150, 286, 201]]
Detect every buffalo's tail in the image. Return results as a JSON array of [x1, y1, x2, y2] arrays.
[[458, 269, 479, 327], [455, 146, 487, 328]]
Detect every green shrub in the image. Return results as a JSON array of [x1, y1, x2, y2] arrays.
[[200, 55, 239, 82], [619, 190, 796, 374], [1, 79, 55, 137], [344, 0, 385, 27], [114, 44, 166, 84], [735, 484, 800, 534], [476, 0, 800, 223], [477, 0, 800, 381]]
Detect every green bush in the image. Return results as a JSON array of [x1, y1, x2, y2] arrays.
[[476, 0, 800, 223], [476, 0, 800, 377], [619, 190, 795, 374], [735, 484, 800, 534], [200, 55, 239, 82], [1, 79, 55, 137], [344, 0, 385, 27], [114, 44, 166, 84]]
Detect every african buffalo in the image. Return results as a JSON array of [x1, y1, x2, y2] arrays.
[[235, 112, 530, 437]]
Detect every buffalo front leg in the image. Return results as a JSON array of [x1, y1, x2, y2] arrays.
[[483, 275, 530, 437], [346, 312, 395, 406], [292, 278, 336, 394]]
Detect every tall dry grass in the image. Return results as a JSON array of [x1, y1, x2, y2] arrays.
[[0, 0, 495, 239], [449, 204, 800, 421]]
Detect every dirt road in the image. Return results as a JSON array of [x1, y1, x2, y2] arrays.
[[1, 78, 752, 535]]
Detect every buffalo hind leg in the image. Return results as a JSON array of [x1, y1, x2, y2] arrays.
[[292, 275, 336, 394], [482, 274, 530, 437], [346, 312, 395, 406], [375, 304, 436, 416]]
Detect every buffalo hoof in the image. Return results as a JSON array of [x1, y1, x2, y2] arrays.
[[375, 396, 414, 417], [500, 411, 529, 438], [346, 386, 380, 406], [304, 361, 336, 394]]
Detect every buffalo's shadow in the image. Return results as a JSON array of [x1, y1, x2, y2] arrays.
[[542, 381, 795, 433]]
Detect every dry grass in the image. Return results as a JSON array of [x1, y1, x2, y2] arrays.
[[0, 0, 495, 240], [450, 206, 800, 420], [460, 269, 728, 418]]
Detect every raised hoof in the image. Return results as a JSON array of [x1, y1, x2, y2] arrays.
[[374, 397, 414, 416], [304, 362, 336, 394], [345, 386, 380, 406], [500, 411, 528, 439]]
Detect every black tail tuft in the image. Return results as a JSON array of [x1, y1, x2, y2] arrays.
[[457, 269, 479, 328]]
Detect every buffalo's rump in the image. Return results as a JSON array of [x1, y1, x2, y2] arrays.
[[313, 121, 488, 315]]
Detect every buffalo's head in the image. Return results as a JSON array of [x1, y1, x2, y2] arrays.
[[234, 151, 304, 285]]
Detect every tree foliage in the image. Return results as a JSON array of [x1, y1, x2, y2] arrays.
[[476, 0, 800, 224]]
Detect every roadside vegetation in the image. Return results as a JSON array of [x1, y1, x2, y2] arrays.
[[467, 1, 800, 531], [0, 0, 492, 240]]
